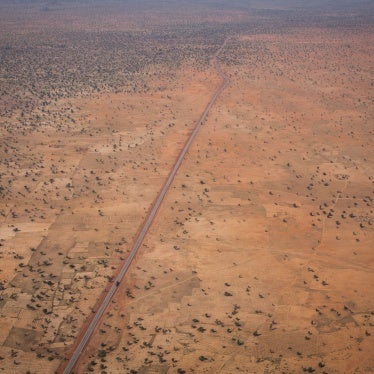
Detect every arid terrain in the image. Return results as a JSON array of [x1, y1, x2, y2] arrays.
[[0, 1, 373, 373]]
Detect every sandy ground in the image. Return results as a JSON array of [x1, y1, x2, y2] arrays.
[[73, 28, 373, 374], [0, 5, 373, 374], [0, 67, 220, 373]]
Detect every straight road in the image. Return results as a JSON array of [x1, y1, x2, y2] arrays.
[[59, 39, 229, 374]]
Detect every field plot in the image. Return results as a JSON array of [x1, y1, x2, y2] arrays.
[[0, 1, 373, 373]]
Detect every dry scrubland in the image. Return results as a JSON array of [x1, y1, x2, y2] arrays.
[[0, 1, 373, 373]]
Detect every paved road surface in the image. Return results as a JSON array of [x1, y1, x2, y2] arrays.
[[59, 39, 229, 374]]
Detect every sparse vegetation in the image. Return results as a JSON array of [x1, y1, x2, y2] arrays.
[[0, 0, 372, 373]]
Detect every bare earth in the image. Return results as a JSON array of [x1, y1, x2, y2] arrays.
[[0, 1, 373, 374], [75, 27, 373, 374]]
